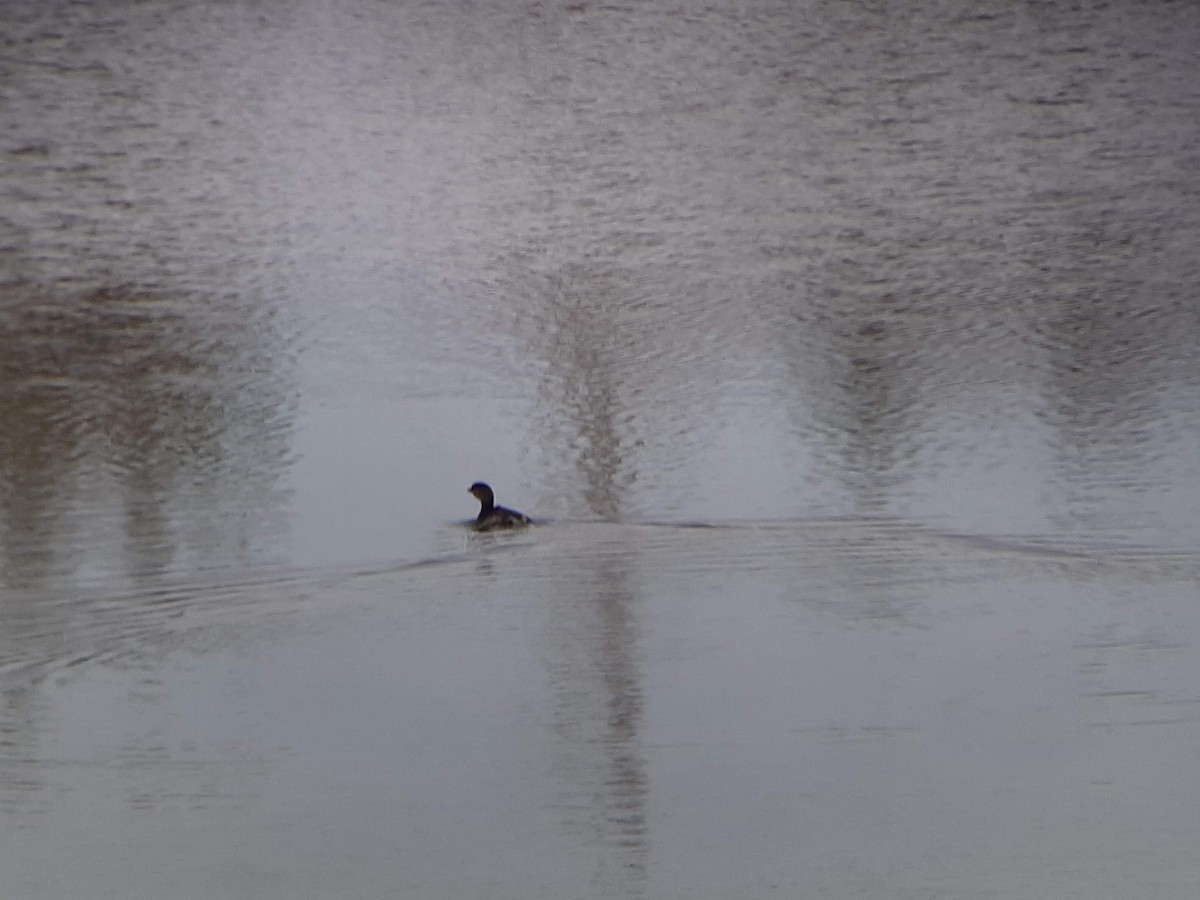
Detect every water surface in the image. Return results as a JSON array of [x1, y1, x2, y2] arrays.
[[2, 1, 1199, 898]]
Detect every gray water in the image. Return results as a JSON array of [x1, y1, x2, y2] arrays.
[[3, 1, 1200, 898]]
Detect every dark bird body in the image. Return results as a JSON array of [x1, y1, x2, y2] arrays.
[[468, 482, 531, 530]]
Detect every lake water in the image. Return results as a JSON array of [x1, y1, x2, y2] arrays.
[[2, 1, 1199, 898]]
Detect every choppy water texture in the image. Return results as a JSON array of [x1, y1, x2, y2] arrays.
[[3, 1, 1200, 898]]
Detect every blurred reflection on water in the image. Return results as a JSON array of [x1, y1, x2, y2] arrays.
[[2, 0, 1200, 896], [3, 0, 1197, 568], [0, 288, 296, 588], [2, 517, 1198, 899]]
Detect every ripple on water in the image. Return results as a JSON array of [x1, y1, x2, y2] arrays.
[[2, 0, 1199, 708]]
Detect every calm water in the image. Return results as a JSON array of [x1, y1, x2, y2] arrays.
[[2, 1, 1199, 898]]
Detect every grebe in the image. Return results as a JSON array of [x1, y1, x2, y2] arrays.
[[468, 482, 531, 530]]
